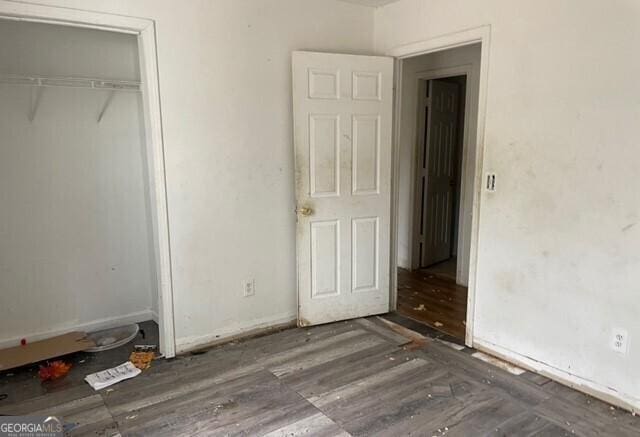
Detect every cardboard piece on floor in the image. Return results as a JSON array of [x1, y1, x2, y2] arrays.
[[0, 332, 95, 372]]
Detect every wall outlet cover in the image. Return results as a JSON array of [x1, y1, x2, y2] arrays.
[[611, 327, 629, 355], [242, 279, 255, 297]]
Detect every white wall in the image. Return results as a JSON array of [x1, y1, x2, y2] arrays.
[[17, 0, 376, 351], [377, 0, 640, 409], [0, 19, 140, 78], [397, 45, 480, 288], [0, 20, 156, 346]]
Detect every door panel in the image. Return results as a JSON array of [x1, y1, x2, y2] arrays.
[[352, 217, 379, 292], [309, 114, 340, 197], [352, 115, 380, 195], [311, 220, 340, 298], [292, 51, 393, 326]]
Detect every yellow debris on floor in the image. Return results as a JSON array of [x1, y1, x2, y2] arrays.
[[129, 351, 155, 370]]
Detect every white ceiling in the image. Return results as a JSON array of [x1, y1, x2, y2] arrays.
[[338, 0, 402, 8]]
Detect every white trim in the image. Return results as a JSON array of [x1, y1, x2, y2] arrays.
[[175, 312, 297, 354], [0, 0, 177, 358], [414, 65, 473, 80], [137, 22, 176, 359], [388, 58, 401, 311], [0, 310, 154, 350], [0, 1, 150, 33], [388, 25, 491, 348], [474, 338, 640, 413], [387, 26, 489, 59]]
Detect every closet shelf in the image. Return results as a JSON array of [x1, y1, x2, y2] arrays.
[[0, 73, 141, 123], [0, 73, 141, 91]]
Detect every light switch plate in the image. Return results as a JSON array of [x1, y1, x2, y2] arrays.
[[486, 173, 497, 192]]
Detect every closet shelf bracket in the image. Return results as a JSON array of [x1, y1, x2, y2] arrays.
[[28, 80, 44, 123], [97, 90, 116, 123]]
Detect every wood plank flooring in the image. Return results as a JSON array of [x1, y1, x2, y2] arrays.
[[1, 317, 638, 436], [398, 267, 468, 340]]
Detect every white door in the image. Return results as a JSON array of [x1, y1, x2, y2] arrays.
[[420, 80, 459, 266], [292, 51, 393, 326]]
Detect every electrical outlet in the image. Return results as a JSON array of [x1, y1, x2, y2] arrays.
[[611, 328, 629, 355], [242, 279, 255, 297]]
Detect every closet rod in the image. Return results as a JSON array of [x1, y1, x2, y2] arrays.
[[0, 73, 141, 92]]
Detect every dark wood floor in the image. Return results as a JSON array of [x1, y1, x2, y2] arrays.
[[398, 266, 468, 340], [423, 257, 457, 281], [1, 317, 638, 436]]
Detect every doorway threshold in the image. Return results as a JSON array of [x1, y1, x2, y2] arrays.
[[380, 312, 466, 347]]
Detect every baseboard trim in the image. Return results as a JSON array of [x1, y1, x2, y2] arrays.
[[175, 313, 297, 354], [0, 310, 154, 350], [474, 337, 640, 413]]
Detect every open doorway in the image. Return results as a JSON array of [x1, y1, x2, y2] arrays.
[[394, 44, 482, 342]]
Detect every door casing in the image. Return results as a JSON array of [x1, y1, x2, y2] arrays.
[[387, 25, 491, 347]]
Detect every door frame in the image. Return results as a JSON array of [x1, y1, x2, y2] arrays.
[[0, 1, 176, 357], [387, 25, 491, 346], [410, 65, 472, 284]]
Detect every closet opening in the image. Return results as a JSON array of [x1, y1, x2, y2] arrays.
[[0, 13, 174, 365]]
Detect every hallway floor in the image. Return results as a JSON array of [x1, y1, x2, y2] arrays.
[[397, 266, 468, 340]]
